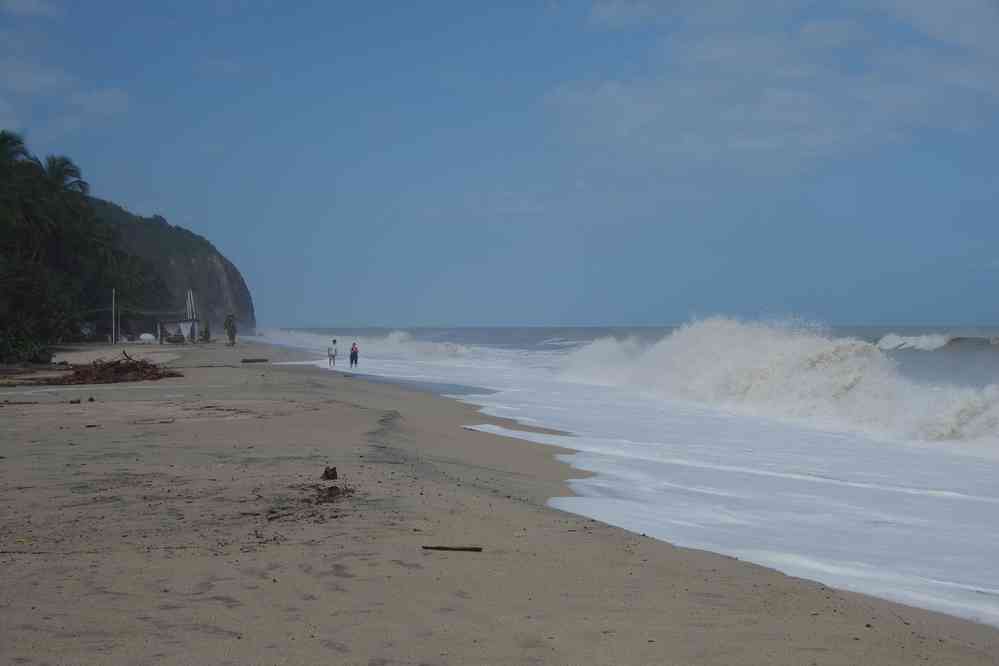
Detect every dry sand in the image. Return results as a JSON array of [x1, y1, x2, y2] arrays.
[[1, 341, 998, 665]]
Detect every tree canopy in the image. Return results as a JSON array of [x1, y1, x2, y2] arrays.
[[0, 130, 168, 361]]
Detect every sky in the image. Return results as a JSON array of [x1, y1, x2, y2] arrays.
[[2, 0, 998, 327]]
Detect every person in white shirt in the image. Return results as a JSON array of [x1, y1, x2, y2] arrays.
[[328, 339, 338, 367]]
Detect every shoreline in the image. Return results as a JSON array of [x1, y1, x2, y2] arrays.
[[288, 340, 999, 630], [2, 340, 998, 663], [284, 341, 999, 630]]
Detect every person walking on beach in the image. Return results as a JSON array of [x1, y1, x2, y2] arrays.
[[328, 339, 338, 367], [223, 314, 237, 346], [350, 342, 359, 368]]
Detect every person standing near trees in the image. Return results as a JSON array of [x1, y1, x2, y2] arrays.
[[223, 314, 237, 346]]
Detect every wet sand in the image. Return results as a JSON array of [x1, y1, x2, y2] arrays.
[[1, 341, 998, 665]]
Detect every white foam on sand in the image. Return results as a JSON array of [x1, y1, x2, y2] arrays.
[[258, 322, 999, 626]]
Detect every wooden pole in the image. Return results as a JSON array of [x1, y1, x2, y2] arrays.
[[112, 288, 116, 345]]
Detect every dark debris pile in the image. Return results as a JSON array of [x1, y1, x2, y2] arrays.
[[45, 351, 182, 385]]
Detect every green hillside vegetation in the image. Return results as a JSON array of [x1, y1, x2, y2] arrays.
[[90, 199, 216, 258], [0, 130, 170, 362], [89, 199, 257, 337]]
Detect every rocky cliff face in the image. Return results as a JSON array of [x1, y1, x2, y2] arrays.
[[91, 199, 256, 334]]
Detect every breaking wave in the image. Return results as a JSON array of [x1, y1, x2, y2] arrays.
[[539, 337, 585, 348], [877, 333, 953, 351], [561, 318, 999, 443], [256, 328, 470, 358], [877, 333, 999, 351]]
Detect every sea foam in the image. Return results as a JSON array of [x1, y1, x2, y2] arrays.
[[259, 320, 999, 625], [559, 318, 999, 444]]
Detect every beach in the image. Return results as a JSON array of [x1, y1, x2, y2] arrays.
[[2, 341, 998, 665]]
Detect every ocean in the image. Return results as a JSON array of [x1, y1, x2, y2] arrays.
[[258, 319, 999, 626]]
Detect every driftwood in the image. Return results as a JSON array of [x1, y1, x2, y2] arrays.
[[421, 546, 483, 552], [41, 351, 182, 385], [240, 358, 269, 364]]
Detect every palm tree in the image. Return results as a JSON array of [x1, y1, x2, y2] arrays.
[[0, 131, 30, 198], [38, 155, 89, 195], [0, 130, 29, 166]]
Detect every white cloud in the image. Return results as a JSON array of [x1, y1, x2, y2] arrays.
[[0, 2, 136, 137], [878, 0, 999, 60], [0, 54, 129, 136], [34, 89, 130, 140], [70, 88, 130, 115], [0, 56, 70, 94], [1, 0, 60, 18], [551, 3, 999, 168]]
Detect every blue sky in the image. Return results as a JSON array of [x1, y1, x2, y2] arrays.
[[2, 0, 998, 327]]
